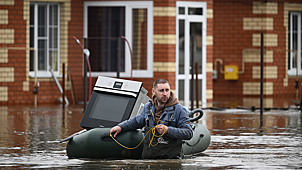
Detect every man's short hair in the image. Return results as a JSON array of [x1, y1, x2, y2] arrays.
[[153, 79, 169, 89]]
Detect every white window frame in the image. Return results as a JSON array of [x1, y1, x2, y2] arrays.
[[84, 1, 153, 78], [288, 12, 302, 76], [29, 2, 60, 78], [176, 1, 207, 108]]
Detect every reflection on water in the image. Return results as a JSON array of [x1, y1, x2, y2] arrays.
[[0, 106, 301, 169]]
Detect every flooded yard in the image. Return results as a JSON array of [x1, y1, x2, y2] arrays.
[[0, 106, 301, 169]]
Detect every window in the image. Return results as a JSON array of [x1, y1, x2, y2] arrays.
[[176, 2, 207, 107], [288, 12, 302, 76], [29, 3, 60, 77], [84, 2, 153, 78]]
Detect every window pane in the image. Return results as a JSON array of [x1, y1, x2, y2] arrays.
[[87, 7, 125, 72], [293, 33, 298, 50], [189, 79, 202, 108], [49, 5, 58, 25], [30, 27, 34, 47], [38, 5, 47, 37], [288, 32, 291, 70], [38, 40, 47, 71], [49, 5, 59, 71], [292, 51, 296, 68], [178, 80, 184, 106], [132, 8, 147, 70], [30, 4, 34, 25], [49, 27, 58, 48], [50, 50, 58, 71], [293, 15, 297, 31], [30, 51, 34, 71], [178, 19, 184, 74], [29, 27, 34, 71], [179, 7, 185, 14], [190, 22, 203, 74], [188, 8, 203, 15], [300, 50, 302, 69]]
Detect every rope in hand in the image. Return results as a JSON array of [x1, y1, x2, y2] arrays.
[[109, 120, 166, 150]]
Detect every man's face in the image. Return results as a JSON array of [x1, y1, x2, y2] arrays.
[[152, 83, 170, 104]]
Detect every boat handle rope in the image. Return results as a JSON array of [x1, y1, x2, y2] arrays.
[[183, 133, 204, 147], [109, 120, 166, 150], [188, 108, 204, 122]]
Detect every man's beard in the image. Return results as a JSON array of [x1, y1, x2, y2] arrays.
[[158, 96, 168, 104]]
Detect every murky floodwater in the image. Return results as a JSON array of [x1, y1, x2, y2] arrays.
[[0, 106, 301, 169]]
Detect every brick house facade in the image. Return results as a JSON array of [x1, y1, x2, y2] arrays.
[[0, 0, 301, 109], [213, 1, 302, 108]]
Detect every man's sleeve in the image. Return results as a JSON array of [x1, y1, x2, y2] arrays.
[[167, 105, 193, 140], [118, 103, 148, 131]]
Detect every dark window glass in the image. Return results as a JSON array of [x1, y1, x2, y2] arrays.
[[38, 5, 47, 37], [178, 19, 184, 74], [179, 7, 185, 14], [38, 40, 47, 71], [87, 7, 125, 72], [30, 4, 34, 25], [132, 8, 147, 70], [188, 8, 203, 15]]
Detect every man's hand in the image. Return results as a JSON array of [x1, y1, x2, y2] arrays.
[[156, 124, 168, 135], [110, 126, 122, 138]]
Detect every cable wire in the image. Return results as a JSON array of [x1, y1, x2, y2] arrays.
[[110, 120, 166, 150]]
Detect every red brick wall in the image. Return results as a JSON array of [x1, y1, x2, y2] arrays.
[[213, 0, 302, 105], [68, 0, 86, 104], [0, 1, 33, 105], [0, 0, 214, 106]]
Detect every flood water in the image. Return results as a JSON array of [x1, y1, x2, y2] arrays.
[[0, 105, 301, 169]]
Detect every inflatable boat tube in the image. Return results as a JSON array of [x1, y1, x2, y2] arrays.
[[182, 123, 211, 155], [66, 122, 210, 159], [67, 128, 144, 159], [183, 108, 211, 154]]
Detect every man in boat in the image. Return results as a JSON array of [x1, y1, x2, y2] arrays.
[[110, 79, 193, 159]]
